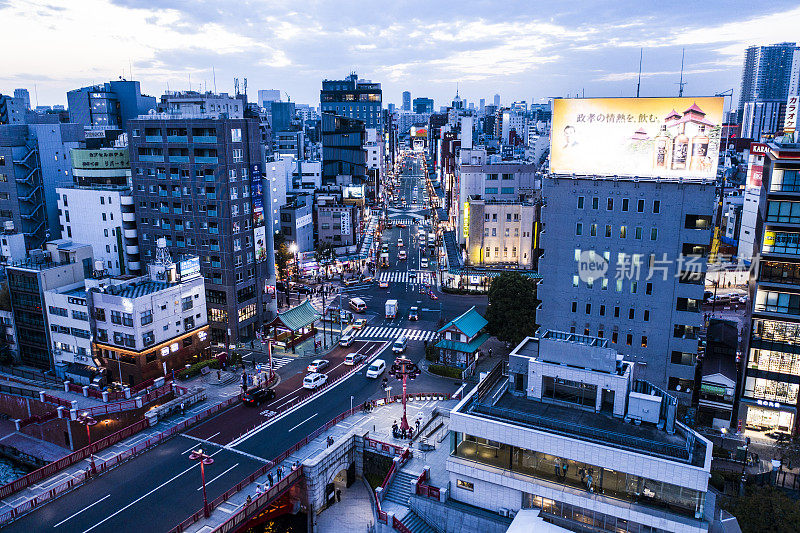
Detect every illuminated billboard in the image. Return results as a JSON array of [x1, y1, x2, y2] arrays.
[[551, 97, 724, 179]]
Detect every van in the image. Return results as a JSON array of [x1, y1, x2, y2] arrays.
[[303, 373, 328, 389], [366, 359, 386, 378], [340, 327, 357, 346], [392, 336, 407, 354], [349, 297, 367, 313]]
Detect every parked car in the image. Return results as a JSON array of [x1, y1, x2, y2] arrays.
[[366, 359, 386, 378], [242, 387, 276, 406], [306, 359, 329, 373], [344, 352, 365, 365], [409, 306, 419, 321], [303, 373, 328, 389]]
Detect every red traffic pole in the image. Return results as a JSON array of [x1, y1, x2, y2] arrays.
[[200, 459, 209, 517]]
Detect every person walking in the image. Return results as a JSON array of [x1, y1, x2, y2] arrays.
[[277, 466, 283, 480], [267, 472, 273, 487], [180, 401, 185, 415], [336, 488, 341, 502]]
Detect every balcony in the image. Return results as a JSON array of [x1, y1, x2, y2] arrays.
[[169, 155, 189, 163], [167, 135, 188, 143], [122, 212, 136, 222], [124, 229, 137, 239], [126, 244, 139, 255], [193, 135, 217, 143], [145, 135, 163, 143], [139, 155, 164, 163], [195, 156, 219, 164]]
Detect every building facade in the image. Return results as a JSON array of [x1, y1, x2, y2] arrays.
[[465, 198, 537, 269], [128, 115, 275, 344], [320, 73, 382, 132], [321, 113, 366, 186], [737, 42, 799, 120], [279, 194, 314, 253], [537, 176, 716, 402], [67, 81, 156, 129]]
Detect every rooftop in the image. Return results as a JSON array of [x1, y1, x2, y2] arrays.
[[103, 279, 176, 299], [437, 306, 487, 338], [459, 375, 707, 467]]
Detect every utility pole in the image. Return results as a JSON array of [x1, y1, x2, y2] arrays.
[[678, 48, 686, 97], [636, 48, 643, 98]]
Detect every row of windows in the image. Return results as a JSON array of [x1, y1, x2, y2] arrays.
[[576, 223, 657, 240], [484, 187, 515, 195], [572, 274, 654, 295], [484, 227, 521, 237], [578, 196, 660, 214], [571, 302, 651, 321], [485, 213, 520, 222], [567, 325, 647, 347]]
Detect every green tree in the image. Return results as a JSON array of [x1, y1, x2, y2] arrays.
[[726, 486, 800, 533], [486, 272, 538, 347], [273, 232, 292, 282], [315, 241, 337, 277]]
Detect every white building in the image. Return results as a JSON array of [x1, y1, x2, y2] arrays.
[[0, 310, 17, 358], [56, 185, 141, 275], [0, 226, 26, 265], [157, 91, 243, 119], [464, 198, 537, 269], [449, 330, 714, 533], [44, 282, 94, 372]]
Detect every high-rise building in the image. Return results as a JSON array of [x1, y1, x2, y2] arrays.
[[258, 89, 281, 108], [321, 112, 366, 186], [737, 42, 799, 121], [320, 73, 382, 132], [479, 98, 485, 114], [413, 97, 434, 114], [0, 91, 29, 125], [128, 115, 276, 344], [13, 89, 30, 113], [270, 101, 297, 132], [402, 91, 411, 112], [493, 93, 501, 107], [741, 139, 800, 436], [537, 175, 715, 401], [67, 81, 156, 130]]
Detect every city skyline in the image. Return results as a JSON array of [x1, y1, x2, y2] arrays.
[[2, 0, 800, 108]]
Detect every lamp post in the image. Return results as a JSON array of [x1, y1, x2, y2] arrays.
[[290, 242, 299, 284], [255, 330, 274, 381], [77, 412, 98, 476], [390, 356, 420, 432], [189, 448, 215, 518]]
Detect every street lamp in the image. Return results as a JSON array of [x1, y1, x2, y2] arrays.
[[289, 243, 299, 284], [189, 448, 215, 518], [390, 356, 421, 432], [76, 412, 98, 476], [255, 330, 274, 382]]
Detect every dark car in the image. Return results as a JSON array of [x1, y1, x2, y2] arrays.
[[295, 285, 313, 295], [276, 282, 287, 292], [242, 387, 276, 406]]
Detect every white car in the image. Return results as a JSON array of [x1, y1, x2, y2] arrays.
[[303, 373, 328, 389], [420, 258, 428, 268], [398, 250, 407, 260], [306, 359, 329, 373], [397, 238, 404, 247], [392, 336, 407, 354], [366, 359, 386, 378]]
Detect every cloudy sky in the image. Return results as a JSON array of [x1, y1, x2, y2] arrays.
[[2, 0, 800, 109]]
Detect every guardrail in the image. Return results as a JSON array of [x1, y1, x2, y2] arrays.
[[42, 393, 72, 408], [415, 469, 440, 500], [0, 395, 241, 526]]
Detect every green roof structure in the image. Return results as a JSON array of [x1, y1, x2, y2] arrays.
[[437, 306, 488, 338], [434, 333, 491, 354], [269, 299, 321, 331]]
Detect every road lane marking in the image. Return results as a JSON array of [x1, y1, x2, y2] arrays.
[[198, 463, 239, 490], [205, 431, 221, 442], [81, 448, 225, 533], [53, 494, 111, 528], [288, 413, 317, 432]]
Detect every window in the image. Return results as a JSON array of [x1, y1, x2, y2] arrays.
[[612, 331, 618, 343], [577, 197, 584, 209], [671, 351, 694, 365], [592, 197, 599, 209], [230, 128, 242, 142], [72, 310, 88, 321], [653, 200, 660, 213], [141, 310, 153, 325], [571, 301, 577, 312], [626, 334, 633, 346], [572, 275, 579, 287], [49, 306, 68, 317], [605, 225, 611, 238], [644, 310, 649, 321], [646, 282, 652, 295], [232, 148, 244, 162], [585, 303, 591, 314], [641, 336, 648, 347], [614, 306, 620, 318], [619, 225, 627, 238], [634, 226, 642, 239], [637, 199, 645, 212], [182, 296, 193, 311], [456, 479, 474, 491], [142, 331, 155, 346], [650, 228, 658, 240], [590, 224, 597, 236], [621, 198, 628, 211]]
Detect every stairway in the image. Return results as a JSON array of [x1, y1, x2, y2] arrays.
[[382, 471, 418, 506], [400, 510, 436, 533]]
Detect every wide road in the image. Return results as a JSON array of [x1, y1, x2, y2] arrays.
[[6, 152, 479, 532]]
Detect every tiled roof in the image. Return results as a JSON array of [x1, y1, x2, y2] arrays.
[[107, 280, 175, 299], [272, 299, 321, 331], [434, 332, 490, 354], [437, 306, 487, 338]]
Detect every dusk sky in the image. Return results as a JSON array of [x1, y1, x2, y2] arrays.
[[3, 0, 800, 109]]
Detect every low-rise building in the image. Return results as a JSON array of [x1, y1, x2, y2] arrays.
[[316, 203, 359, 247], [433, 306, 490, 368], [449, 330, 714, 533], [44, 282, 94, 374], [279, 194, 314, 253]]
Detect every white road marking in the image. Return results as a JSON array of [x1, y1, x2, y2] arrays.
[[53, 494, 111, 528], [288, 413, 317, 433], [197, 463, 239, 490]]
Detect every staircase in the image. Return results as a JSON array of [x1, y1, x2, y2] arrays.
[[400, 510, 436, 533], [383, 471, 417, 506]]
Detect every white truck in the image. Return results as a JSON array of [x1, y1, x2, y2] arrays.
[[385, 299, 398, 319]]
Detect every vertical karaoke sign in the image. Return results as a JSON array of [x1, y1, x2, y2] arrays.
[[251, 163, 267, 262]]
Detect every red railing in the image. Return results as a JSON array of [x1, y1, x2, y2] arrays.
[[415, 469, 440, 500], [0, 395, 241, 525], [374, 444, 412, 525], [42, 393, 72, 408], [393, 515, 413, 533], [17, 410, 59, 428]]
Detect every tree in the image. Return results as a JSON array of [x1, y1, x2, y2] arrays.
[[486, 272, 538, 347], [315, 241, 337, 277], [273, 232, 292, 282], [726, 486, 800, 533]]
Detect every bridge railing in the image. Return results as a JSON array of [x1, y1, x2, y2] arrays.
[[0, 395, 240, 526]]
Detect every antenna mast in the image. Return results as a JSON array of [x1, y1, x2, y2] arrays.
[[636, 48, 643, 97], [212, 66, 217, 93], [678, 48, 687, 97]]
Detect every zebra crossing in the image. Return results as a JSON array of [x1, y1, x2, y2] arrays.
[[389, 218, 417, 225], [378, 270, 436, 286], [356, 326, 437, 341]]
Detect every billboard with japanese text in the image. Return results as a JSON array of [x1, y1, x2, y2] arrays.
[[551, 97, 724, 179]]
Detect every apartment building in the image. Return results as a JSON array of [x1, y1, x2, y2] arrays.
[[464, 198, 537, 269]]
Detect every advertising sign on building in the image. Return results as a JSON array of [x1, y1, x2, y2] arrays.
[[341, 209, 351, 236], [551, 97, 724, 179], [178, 256, 201, 280], [462, 201, 470, 238], [254, 226, 267, 262], [71, 148, 130, 169], [251, 163, 267, 262], [785, 95, 798, 134]]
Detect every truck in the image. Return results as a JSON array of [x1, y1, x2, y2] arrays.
[[385, 299, 398, 319]]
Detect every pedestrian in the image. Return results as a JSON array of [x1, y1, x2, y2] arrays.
[[253, 359, 257, 369], [180, 401, 185, 415], [488, 348, 493, 358], [256, 484, 263, 496], [277, 466, 283, 480], [246, 494, 252, 505], [336, 488, 341, 502], [217, 370, 221, 380], [267, 472, 274, 487], [415, 418, 420, 433]]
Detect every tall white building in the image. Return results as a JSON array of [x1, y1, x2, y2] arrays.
[[448, 330, 714, 533], [57, 185, 141, 275], [44, 282, 94, 373]]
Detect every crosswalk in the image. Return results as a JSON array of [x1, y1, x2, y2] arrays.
[[379, 270, 436, 286], [389, 218, 418, 225], [356, 326, 437, 342]]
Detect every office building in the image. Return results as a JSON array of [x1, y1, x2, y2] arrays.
[[741, 99, 785, 139], [537, 175, 715, 402], [448, 330, 713, 533], [737, 42, 799, 120], [57, 185, 141, 275], [0, 123, 85, 248], [273, 130, 305, 159], [70, 147, 131, 187], [67, 81, 156, 129], [0, 92, 29, 125], [258, 89, 281, 108], [741, 139, 800, 435], [493, 93, 501, 107], [316, 203, 359, 247], [413, 97, 434, 114], [128, 115, 275, 344], [279, 194, 314, 253], [7, 240, 93, 369], [43, 281, 95, 374], [402, 91, 411, 112], [321, 112, 366, 186], [270, 101, 297, 132], [464, 197, 537, 269], [90, 252, 209, 385], [320, 73, 382, 132], [157, 91, 244, 119]]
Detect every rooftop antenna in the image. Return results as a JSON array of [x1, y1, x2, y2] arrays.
[[677, 48, 687, 97], [155, 237, 172, 267], [129, 58, 133, 80], [234, 78, 239, 97], [188, 72, 191, 92], [243, 77, 247, 98], [636, 48, 643, 97], [212, 66, 217, 93]]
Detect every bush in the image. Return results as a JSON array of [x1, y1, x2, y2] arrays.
[[428, 364, 463, 379], [425, 344, 439, 362], [177, 359, 220, 380], [442, 286, 484, 295]]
